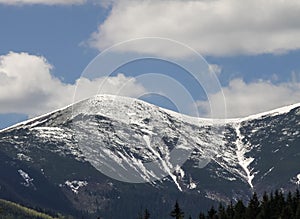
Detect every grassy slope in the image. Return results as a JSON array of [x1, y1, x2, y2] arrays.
[[0, 198, 67, 219]]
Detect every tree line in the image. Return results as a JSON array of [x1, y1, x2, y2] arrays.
[[138, 189, 300, 219]]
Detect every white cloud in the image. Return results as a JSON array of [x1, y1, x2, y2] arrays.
[[208, 64, 222, 76], [197, 78, 300, 118], [1, 53, 299, 120], [73, 73, 147, 102], [291, 71, 300, 83], [0, 52, 146, 116], [0, 52, 73, 116], [0, 0, 86, 5], [89, 0, 300, 57]]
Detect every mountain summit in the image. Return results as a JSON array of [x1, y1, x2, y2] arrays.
[[0, 95, 299, 218]]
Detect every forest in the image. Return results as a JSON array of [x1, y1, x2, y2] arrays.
[[138, 189, 300, 219]]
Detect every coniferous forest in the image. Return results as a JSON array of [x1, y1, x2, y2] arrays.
[[138, 190, 300, 219]]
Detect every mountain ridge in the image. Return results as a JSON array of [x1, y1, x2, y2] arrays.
[[0, 94, 299, 218], [1, 94, 300, 132]]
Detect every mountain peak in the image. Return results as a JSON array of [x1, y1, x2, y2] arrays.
[[2, 94, 300, 133]]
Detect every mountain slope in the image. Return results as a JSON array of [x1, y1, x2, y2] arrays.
[[0, 198, 65, 219], [0, 95, 299, 218]]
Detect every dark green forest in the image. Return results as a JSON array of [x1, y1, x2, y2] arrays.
[[138, 190, 300, 219]]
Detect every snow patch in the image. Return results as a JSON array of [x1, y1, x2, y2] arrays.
[[17, 153, 32, 162], [18, 169, 33, 187], [188, 182, 197, 190], [33, 127, 71, 140], [174, 165, 185, 179], [187, 175, 197, 190], [65, 180, 88, 194], [296, 174, 300, 185], [205, 191, 229, 203], [224, 176, 237, 181]]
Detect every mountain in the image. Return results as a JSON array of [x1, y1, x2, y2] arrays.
[[0, 95, 299, 218]]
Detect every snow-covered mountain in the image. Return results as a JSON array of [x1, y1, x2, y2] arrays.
[[0, 95, 299, 218]]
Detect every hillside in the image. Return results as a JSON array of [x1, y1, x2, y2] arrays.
[[0, 198, 68, 219]]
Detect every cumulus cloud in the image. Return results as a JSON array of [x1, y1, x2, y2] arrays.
[[0, 0, 86, 5], [0, 52, 146, 116], [0, 52, 73, 116], [2, 53, 299, 121], [89, 0, 300, 57], [197, 78, 300, 118], [208, 64, 222, 76], [73, 73, 147, 102]]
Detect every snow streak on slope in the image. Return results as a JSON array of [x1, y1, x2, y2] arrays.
[[234, 124, 255, 188], [143, 135, 182, 191]]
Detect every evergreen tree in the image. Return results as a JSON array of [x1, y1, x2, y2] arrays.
[[170, 201, 184, 219], [144, 209, 150, 219], [257, 192, 271, 219], [218, 203, 227, 219], [234, 200, 245, 219], [137, 208, 150, 219], [273, 190, 284, 216], [295, 201, 300, 219], [281, 205, 293, 219], [296, 189, 300, 201], [198, 212, 205, 219], [208, 206, 217, 219], [226, 202, 234, 219], [287, 191, 293, 206], [245, 193, 260, 219], [294, 189, 300, 215]]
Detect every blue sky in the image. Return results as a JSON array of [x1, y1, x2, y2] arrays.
[[1, 0, 300, 128], [0, 3, 104, 83]]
